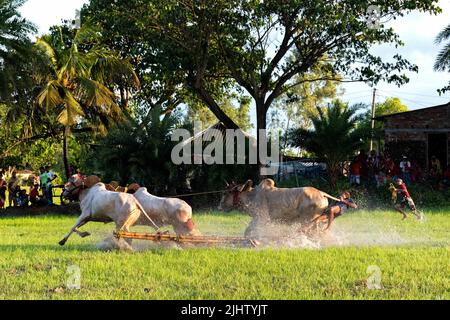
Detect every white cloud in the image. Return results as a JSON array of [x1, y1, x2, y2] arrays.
[[19, 0, 88, 36]]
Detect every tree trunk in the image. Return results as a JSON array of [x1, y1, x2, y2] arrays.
[[327, 163, 338, 190], [62, 127, 71, 181], [256, 102, 267, 178], [195, 86, 239, 129]]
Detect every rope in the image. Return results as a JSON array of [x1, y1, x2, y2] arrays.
[[166, 190, 226, 198]]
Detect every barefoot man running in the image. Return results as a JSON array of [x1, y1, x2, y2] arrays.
[[394, 178, 422, 220]]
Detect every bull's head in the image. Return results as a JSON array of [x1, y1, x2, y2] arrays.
[[172, 210, 201, 236], [62, 175, 100, 198], [218, 180, 253, 212]]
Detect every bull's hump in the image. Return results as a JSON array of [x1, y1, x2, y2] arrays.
[[266, 187, 319, 193]]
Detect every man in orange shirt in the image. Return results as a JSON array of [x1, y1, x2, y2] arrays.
[[349, 159, 362, 186]]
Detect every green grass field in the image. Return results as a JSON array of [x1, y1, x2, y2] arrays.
[[0, 208, 448, 300]]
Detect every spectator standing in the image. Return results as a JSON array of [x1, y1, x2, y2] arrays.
[[399, 155, 412, 184], [384, 155, 395, 180], [368, 150, 380, 186], [33, 173, 40, 187], [7, 171, 19, 207], [39, 167, 48, 202], [0, 170, 6, 209], [410, 160, 424, 183], [355, 149, 368, 183], [430, 156, 442, 179], [349, 159, 362, 186], [45, 165, 58, 205]]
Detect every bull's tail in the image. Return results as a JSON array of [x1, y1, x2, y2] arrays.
[[135, 199, 160, 231], [321, 192, 341, 203]]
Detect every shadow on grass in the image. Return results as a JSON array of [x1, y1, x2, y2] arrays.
[[0, 243, 103, 252]]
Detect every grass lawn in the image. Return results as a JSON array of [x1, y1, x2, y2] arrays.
[[0, 208, 448, 300]]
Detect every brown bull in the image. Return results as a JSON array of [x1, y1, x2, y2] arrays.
[[219, 179, 333, 236]]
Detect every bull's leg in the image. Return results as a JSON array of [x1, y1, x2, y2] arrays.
[[74, 229, 91, 238], [59, 216, 90, 246], [244, 217, 268, 238], [116, 208, 142, 246], [118, 208, 141, 231], [71, 220, 90, 238]]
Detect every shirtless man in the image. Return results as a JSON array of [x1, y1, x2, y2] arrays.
[[309, 191, 358, 231]]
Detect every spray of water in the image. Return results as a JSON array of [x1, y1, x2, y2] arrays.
[[94, 211, 431, 251]]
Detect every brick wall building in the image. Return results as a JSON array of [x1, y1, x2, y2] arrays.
[[375, 102, 450, 170]]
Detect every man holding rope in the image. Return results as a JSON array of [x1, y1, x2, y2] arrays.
[[308, 191, 358, 232]]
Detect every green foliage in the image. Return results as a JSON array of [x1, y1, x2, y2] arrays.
[[287, 100, 368, 187], [0, 0, 36, 106], [82, 0, 442, 140], [34, 25, 139, 131], [186, 94, 253, 131], [357, 97, 409, 150], [82, 107, 179, 188], [375, 97, 408, 116], [434, 23, 450, 94]]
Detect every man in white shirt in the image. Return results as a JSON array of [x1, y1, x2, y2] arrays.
[[45, 165, 58, 205], [399, 156, 411, 184]]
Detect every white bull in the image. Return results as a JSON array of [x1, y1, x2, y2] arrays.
[[218, 179, 336, 236], [59, 179, 158, 246], [133, 187, 199, 236]]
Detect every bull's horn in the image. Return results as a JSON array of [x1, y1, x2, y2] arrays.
[[224, 180, 230, 187], [239, 180, 253, 192]]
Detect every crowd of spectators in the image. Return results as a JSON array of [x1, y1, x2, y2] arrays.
[[0, 166, 58, 209], [348, 150, 450, 190]]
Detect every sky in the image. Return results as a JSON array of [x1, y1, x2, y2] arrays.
[[19, 0, 450, 115]]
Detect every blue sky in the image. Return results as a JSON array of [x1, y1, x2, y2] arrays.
[[20, 0, 450, 115]]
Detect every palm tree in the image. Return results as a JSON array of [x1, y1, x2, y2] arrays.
[[85, 107, 179, 188], [35, 26, 140, 179], [287, 100, 368, 188], [0, 0, 36, 105], [434, 23, 450, 94]]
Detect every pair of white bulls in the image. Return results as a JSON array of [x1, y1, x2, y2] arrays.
[[59, 176, 197, 246]]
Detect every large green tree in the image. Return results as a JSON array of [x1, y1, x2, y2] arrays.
[[288, 100, 367, 188], [83, 0, 440, 170]]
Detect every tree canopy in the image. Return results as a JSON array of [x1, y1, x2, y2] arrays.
[[83, 0, 441, 171]]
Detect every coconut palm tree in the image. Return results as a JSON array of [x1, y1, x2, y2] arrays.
[[0, 0, 36, 105], [434, 23, 450, 94], [287, 100, 368, 188], [434, 23, 450, 71], [35, 26, 140, 179]]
